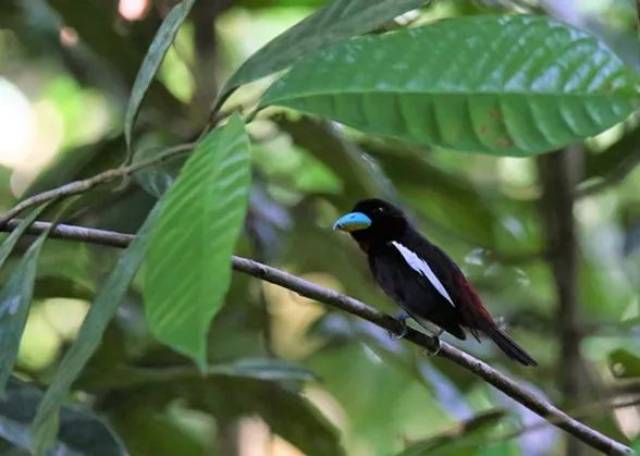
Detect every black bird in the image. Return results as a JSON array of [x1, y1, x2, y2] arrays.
[[333, 198, 537, 366]]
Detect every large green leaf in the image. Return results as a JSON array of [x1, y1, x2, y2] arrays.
[[0, 379, 125, 455], [124, 0, 196, 160], [0, 230, 50, 393], [30, 205, 161, 455], [144, 115, 251, 367], [215, 0, 427, 110], [261, 15, 640, 156]]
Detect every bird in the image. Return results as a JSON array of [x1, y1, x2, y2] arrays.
[[333, 198, 537, 366]]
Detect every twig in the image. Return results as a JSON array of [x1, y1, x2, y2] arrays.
[[0, 142, 196, 226], [499, 395, 640, 442], [0, 219, 632, 455]]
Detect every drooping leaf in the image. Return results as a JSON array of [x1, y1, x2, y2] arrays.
[[395, 410, 507, 456], [214, 0, 427, 110], [0, 379, 125, 456], [580, 125, 640, 195], [609, 348, 640, 378], [0, 229, 51, 393], [144, 115, 251, 367], [124, 0, 196, 160], [0, 204, 50, 272], [79, 357, 315, 390], [30, 205, 162, 455], [261, 15, 640, 156]]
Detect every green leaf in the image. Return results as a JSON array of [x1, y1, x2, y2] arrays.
[[395, 410, 506, 456], [609, 349, 640, 378], [79, 358, 315, 390], [0, 204, 50, 271], [144, 115, 251, 367], [30, 205, 162, 455], [261, 15, 640, 156], [215, 0, 427, 110], [0, 229, 50, 393], [196, 378, 345, 456], [0, 379, 126, 455], [580, 125, 640, 194], [124, 0, 196, 160]]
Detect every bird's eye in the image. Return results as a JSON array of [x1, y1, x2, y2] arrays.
[[376, 207, 385, 213]]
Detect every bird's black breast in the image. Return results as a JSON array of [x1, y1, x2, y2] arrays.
[[368, 241, 466, 340]]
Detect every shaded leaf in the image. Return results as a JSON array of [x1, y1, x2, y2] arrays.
[[144, 115, 251, 367], [197, 378, 345, 456], [261, 15, 640, 156], [396, 409, 507, 456], [0, 229, 51, 393], [109, 405, 206, 456], [79, 358, 315, 390], [215, 0, 427, 110], [124, 0, 196, 159], [0, 204, 50, 272], [609, 348, 640, 378], [580, 125, 640, 195], [0, 379, 125, 456], [30, 205, 162, 455]]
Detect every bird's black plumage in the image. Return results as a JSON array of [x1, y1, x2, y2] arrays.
[[334, 198, 537, 366]]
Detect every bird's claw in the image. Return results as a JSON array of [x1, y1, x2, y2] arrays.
[[424, 336, 442, 356], [388, 311, 410, 339]]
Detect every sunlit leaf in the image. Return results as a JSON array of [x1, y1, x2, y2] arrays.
[[0, 379, 125, 455], [124, 0, 196, 160], [215, 0, 427, 110], [144, 115, 251, 367], [30, 205, 161, 455], [0, 229, 50, 393], [261, 15, 640, 156]]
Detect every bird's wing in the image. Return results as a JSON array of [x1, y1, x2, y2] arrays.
[[426, 243, 496, 337], [390, 241, 455, 308], [371, 242, 466, 340]]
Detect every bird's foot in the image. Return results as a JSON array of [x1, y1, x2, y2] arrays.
[[388, 311, 410, 339], [424, 336, 442, 356], [422, 328, 443, 356]]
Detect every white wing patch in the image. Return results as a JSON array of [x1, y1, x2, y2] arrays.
[[391, 241, 455, 308]]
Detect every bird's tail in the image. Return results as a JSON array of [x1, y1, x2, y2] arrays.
[[484, 325, 537, 366]]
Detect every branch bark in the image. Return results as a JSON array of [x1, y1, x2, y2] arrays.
[[0, 219, 632, 455]]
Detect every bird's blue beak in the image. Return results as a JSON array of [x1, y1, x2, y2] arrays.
[[333, 212, 372, 232]]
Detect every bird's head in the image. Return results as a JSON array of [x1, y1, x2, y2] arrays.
[[333, 198, 408, 245]]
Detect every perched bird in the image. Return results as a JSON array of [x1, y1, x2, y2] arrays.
[[333, 198, 537, 366]]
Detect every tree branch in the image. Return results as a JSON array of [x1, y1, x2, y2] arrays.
[[0, 142, 195, 226], [0, 219, 633, 455]]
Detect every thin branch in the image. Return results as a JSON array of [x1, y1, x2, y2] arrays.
[[0, 142, 196, 226], [0, 220, 633, 455], [500, 395, 640, 442]]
